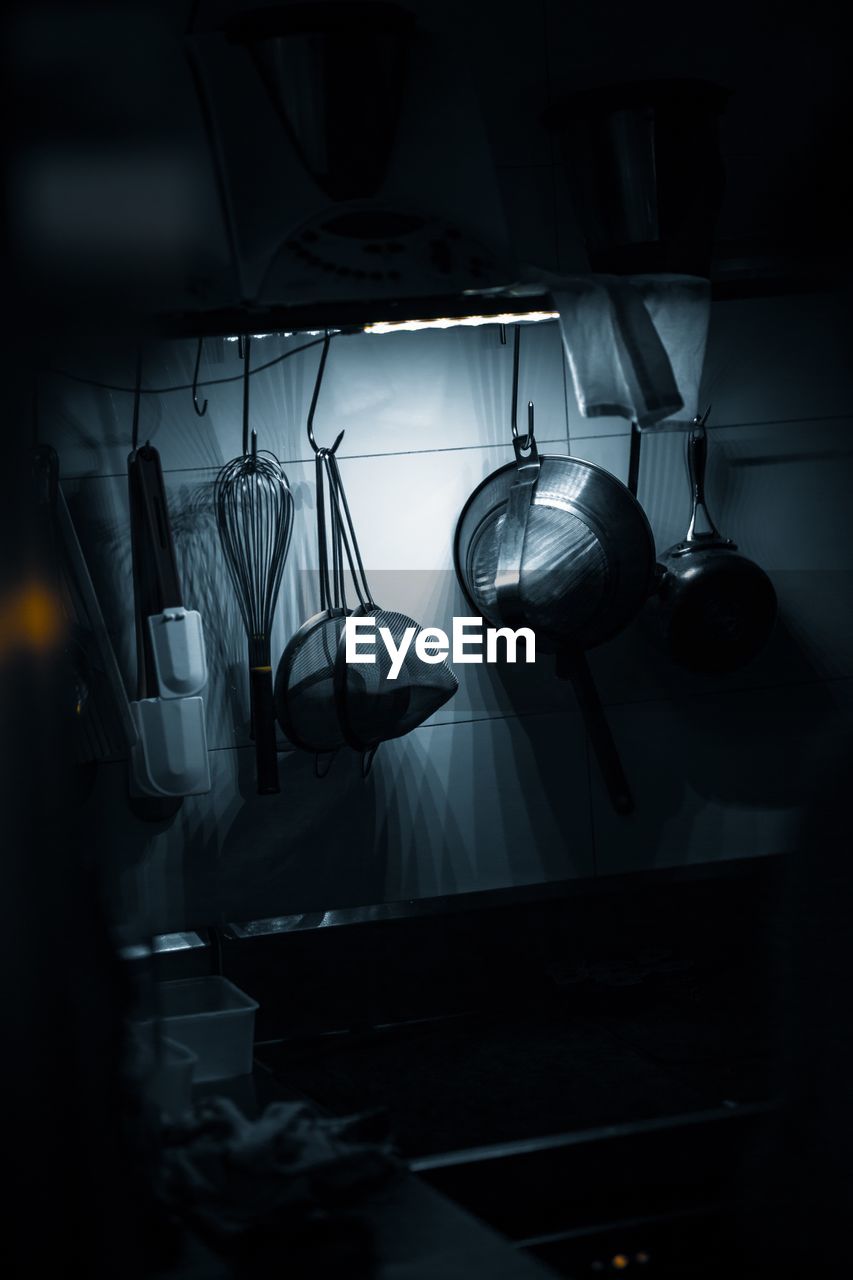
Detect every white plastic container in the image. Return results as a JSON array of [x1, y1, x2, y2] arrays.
[[158, 977, 258, 1082]]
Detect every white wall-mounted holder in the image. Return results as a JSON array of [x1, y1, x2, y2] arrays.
[[148, 607, 208, 699], [130, 694, 211, 798]]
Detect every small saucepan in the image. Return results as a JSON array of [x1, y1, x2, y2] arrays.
[[656, 411, 777, 672]]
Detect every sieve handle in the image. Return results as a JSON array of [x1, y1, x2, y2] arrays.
[[324, 451, 374, 609], [250, 664, 280, 794], [558, 649, 633, 815]]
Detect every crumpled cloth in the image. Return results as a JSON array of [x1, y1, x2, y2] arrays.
[[157, 1096, 398, 1243], [547, 272, 711, 427]]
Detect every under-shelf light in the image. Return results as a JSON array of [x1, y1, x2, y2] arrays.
[[363, 310, 559, 334]]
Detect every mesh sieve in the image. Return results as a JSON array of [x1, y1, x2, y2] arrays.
[[334, 604, 457, 753], [323, 452, 457, 759], [275, 334, 457, 768], [274, 449, 350, 755]]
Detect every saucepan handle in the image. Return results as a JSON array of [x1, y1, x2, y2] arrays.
[[685, 416, 723, 544]]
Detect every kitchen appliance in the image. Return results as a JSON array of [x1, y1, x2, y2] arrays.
[[655, 412, 778, 672], [455, 327, 655, 812], [173, 2, 527, 332], [549, 79, 729, 278], [214, 337, 294, 795]]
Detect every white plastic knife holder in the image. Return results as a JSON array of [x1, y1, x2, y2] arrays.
[[148, 608, 208, 699], [130, 695, 211, 798], [130, 608, 211, 797]]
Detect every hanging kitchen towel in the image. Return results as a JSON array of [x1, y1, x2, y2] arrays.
[[628, 274, 711, 423], [548, 273, 710, 427]]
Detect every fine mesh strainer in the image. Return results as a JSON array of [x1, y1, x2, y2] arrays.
[[274, 447, 350, 755], [454, 324, 655, 813], [321, 450, 458, 757], [274, 334, 457, 771], [458, 445, 652, 650]]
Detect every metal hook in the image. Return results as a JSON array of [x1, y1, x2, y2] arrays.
[[131, 348, 143, 453], [510, 325, 533, 449], [307, 333, 344, 455], [192, 337, 208, 416]]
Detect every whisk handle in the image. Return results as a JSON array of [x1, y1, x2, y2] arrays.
[[250, 665, 280, 794]]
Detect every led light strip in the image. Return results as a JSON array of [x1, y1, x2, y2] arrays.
[[363, 310, 559, 334]]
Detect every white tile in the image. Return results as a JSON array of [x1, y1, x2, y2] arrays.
[[591, 680, 853, 877], [631, 428, 693, 556], [44, 323, 570, 477], [98, 706, 593, 931], [299, 444, 518, 573], [368, 711, 594, 900], [311, 321, 569, 458], [568, 433, 632, 485]]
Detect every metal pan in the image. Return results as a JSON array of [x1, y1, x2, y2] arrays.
[[656, 413, 777, 672]]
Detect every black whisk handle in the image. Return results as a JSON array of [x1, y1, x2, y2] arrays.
[[250, 665, 280, 795]]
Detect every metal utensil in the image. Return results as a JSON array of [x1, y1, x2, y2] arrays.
[[275, 334, 456, 771], [655, 410, 777, 672], [128, 441, 211, 806], [455, 326, 655, 813], [214, 336, 294, 794]]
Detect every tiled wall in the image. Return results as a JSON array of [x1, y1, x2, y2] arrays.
[[38, 1, 853, 933], [42, 291, 853, 933]]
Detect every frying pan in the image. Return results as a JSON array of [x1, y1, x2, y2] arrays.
[[656, 413, 777, 672], [454, 339, 656, 814]]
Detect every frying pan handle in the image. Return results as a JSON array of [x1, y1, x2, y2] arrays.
[[250, 664, 280, 795], [557, 649, 633, 815], [685, 422, 723, 544]]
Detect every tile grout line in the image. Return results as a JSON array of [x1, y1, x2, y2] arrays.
[[56, 412, 853, 483], [186, 671, 853, 757], [96, 666, 853, 765], [61, 437, 572, 481]]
